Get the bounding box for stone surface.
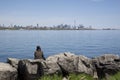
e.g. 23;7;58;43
46;52;94;75
18;59;44;80
94;54;119;64
77;55;93;75
18;58;61;80
93;54;120;79
0;62;17;80
46;52;79;74
7;58;20;69
42;60;61;75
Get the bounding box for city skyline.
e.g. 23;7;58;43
0;0;120;28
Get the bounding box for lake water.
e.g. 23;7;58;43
0;30;120;62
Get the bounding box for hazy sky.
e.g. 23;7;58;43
0;0;120;28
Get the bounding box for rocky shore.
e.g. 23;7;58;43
0;52;120;80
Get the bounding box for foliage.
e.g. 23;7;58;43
102;72;120;80
38;74;62;80
69;73;93;80
37;72;120;80
38;73;93;80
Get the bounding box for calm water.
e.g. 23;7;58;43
0;30;120;62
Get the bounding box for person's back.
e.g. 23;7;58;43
34;50;43;59
34;46;45;60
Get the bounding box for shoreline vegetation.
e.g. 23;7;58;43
39;72;120;80
0;24;119;30
39;73;94;80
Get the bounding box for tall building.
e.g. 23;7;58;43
37;24;39;27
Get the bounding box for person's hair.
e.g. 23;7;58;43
36;46;41;51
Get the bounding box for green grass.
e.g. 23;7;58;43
102;72;120;80
38;73;94;80
69;73;94;80
38;74;62;80
37;72;120;80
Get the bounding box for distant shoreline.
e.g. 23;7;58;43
0;28;119;30
0;24;119;30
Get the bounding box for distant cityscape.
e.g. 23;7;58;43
0;24;118;30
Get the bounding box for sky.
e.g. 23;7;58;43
0;0;120;28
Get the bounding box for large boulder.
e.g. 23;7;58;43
92;54;120;79
0;62;17;80
46;52;78;74
18;59;44;80
46;52;94;75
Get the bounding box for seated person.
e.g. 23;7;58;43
34;46;45;60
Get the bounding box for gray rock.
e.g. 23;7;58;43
46;52;78;73
46;52;93;75
77;55;93;75
18;59;44;80
94;54;119;64
43;60;61;75
93;54;120;79
18;58;61;80
62;77;68;80
7;58;20;69
0;62;17;80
